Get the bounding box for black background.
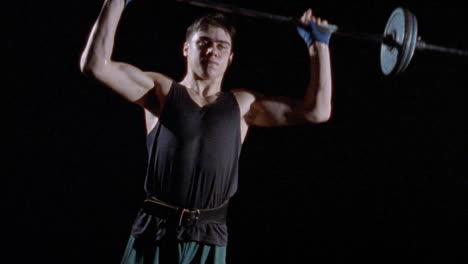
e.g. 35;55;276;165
9;0;467;263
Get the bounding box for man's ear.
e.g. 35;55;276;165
183;42;189;57
228;52;234;66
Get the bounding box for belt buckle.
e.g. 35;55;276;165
178;208;200;226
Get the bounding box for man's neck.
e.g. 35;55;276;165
180;74;223;97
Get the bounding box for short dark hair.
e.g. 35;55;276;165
186;13;236;46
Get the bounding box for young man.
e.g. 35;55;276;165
80;0;333;263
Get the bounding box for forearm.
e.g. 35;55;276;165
303;42;332;122
80;0;126;73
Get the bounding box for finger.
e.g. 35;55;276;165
299;12;306;25
300;15;308;26
301;9;312;26
307;9;313;21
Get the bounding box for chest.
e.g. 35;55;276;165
162;89;240;141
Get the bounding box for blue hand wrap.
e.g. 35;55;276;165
296;21;331;46
125;0;133;6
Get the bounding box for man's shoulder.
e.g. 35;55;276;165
231;88;267;102
145;72;174;94
231;88;261;98
230;88;263;114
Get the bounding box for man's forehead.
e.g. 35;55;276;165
192;27;231;43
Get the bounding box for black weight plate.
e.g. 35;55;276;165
380;7;418;75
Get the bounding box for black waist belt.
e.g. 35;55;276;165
142;197;229;227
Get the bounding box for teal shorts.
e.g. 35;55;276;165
120;235;227;264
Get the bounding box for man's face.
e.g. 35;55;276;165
184;26;234;80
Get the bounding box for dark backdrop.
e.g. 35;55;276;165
9;0;467;263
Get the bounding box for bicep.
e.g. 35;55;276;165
90;61;172;112
90;61;161;103
246;96;306;127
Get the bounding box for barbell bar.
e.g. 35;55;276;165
176;0;468;76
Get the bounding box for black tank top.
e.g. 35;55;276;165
131;82;241;246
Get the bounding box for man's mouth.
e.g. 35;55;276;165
202;58;219;66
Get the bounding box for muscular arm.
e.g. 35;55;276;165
235;9;333;127
236;41;332;127
79;0;172;113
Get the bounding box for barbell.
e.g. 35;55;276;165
176;0;468;76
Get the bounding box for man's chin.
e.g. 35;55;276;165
200;70;223;80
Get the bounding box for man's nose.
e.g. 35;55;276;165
206;45;219;56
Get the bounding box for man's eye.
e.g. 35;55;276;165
197;40;209;46
218;44;229;50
